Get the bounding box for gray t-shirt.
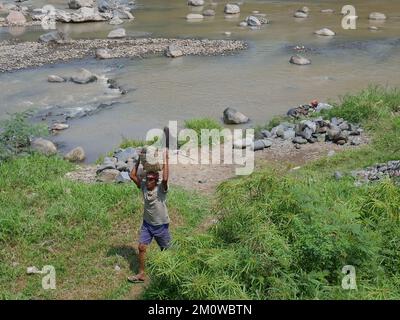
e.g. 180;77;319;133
141;180;169;226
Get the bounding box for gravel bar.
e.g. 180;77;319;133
0;38;247;72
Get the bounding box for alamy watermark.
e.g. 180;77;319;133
341;265;357;290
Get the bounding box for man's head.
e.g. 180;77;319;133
310;99;319;108
145;171;159;190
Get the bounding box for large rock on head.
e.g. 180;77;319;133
31;138;57;156
289;55;311;65
6;10;26;25
224;4;240;14
70;68;97;84
64;146;86;162
68;0;94;10
223;107;249;124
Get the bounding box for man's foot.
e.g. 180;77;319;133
127;273;145;283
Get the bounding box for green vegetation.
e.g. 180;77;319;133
0;111;47;162
144;86;400;299
182;118;223;146
1;86;400;299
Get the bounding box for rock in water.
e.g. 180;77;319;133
294;11;308;18
289;55;311;65
70;68;97;84
64;147;86;162
224;4;240;14
109;16;124;25
203;9;215;17
51;123;69;131
68;0;94;9
31;138;57;156
165;45;183;58
223;107;249;124
107;28;126;38
6;10;26;25
314;28;336;36
369;12;387;20
188;0;204;6
300;6;310;14
48;75;66;83
186;13;204;20
39;31;68;44
95;48;112;59
246;15;261;27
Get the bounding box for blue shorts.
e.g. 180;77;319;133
139;220;171;249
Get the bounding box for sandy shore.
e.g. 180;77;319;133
0;38;247;72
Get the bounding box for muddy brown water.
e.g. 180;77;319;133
0;0;399;162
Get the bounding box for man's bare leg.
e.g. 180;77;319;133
128;243;147;282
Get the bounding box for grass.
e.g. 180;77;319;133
182;118;223;147
0;154;211;299
143;86;400;299
1;86;400;299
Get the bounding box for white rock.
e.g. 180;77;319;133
246;15;261;27
48;75;66;83
6;10;26;25
64;147;86;162
51;123;69;131
96;48;112;59
31;138;57;156
107;28;126;38
294;11;308;18
289;55;311;65
188;0;204;6
165;45;183;58
186;13;204;20
369;12;386;20
224;4;240;14
314;28;336;36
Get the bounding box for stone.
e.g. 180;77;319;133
368;26;379;31
316;103;333;112
70;68;97;84
301;127;313;140
51;123;69;131
251;140;265;151
262;139;273;148
27;266;40;274
292;136;307;144
98;0;112;12
97;169;121;182
294;11;308;18
165;45;183;58
334;171;343;180
186;13;204;20
369;12;387;20
96;163;116;174
116;171;131;183
261;130;271;138
337;139;346;145
31;138;57;156
223;107;249;124
70;7;109;22
107;28;126;38
316;133;326;143
116;161;129;171
39;31;68;44
300;6;310;14
350;137;362;146
96;48;112;59
109;15;124;25
113;9;134;20
114;147;138;162
224;4;240;14
321;9;334;14
289;55;311;65
188;0;204;6
6;10;26;26
246;15;261;27
68;0;94;9
203;9;215;17
224;31;232;36
48;75;66;83
301;120;317;133
314;28;336;36
282;129;296;140
64;146;85;162
239;21;248;27
339;122;350;131
327;127;340;141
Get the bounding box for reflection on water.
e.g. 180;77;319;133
0;0;400;161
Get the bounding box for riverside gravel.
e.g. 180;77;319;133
0;38;247;72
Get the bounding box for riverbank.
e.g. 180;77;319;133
0;37;246;72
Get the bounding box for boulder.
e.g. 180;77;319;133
261;130;271;138
282;129;296;140
39;31;68;44
109;15;124;25
68;0;94;9
188;0;204;6
114;147;138;162
165;45;183;58
262;139;273;148
203;9;215;16
223;107;249;124
96;163;116;174
369;12;386;20
97;169;121;182
116;171;131;183
186;13;204;20
246;15;261;27
251;140;265;151
314;28;336;36
6;10;26;25
289;55;311;65
107;28;126;39
224;4;240;14
64;146;86;162
294;11;308;18
48;75;66;83
70;68;97;84
31;138;57;156
95;48;112;59
116;161;129;171
292;136;307;144
51;123;69;131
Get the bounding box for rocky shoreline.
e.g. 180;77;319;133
0;38;247;72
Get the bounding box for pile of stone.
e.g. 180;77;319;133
352;161;400;184
96;147;140;183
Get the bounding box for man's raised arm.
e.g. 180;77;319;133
162;148;169;191
130;158;141;189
